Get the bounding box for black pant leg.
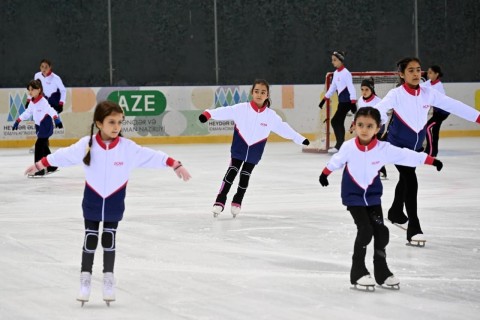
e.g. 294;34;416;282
368;206;393;284
232;162;256;206
348;206;373;284
425;111;449;157
81;220;100;273
102;221;119;273
215;158;243;205
331;102;351;149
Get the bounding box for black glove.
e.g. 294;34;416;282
199;114;208;123
25;101;30;109
319;173;329;187
432;159;443;171
350;102;357;113
318;99;325;109
302;139;310;146
54;118;63;129
12;121;19;130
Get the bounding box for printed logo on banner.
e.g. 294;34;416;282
8;93;28;121
107;90;167;116
215;86;251;109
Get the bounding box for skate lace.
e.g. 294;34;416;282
80;275;91;287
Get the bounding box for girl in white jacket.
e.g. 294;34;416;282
319;107;442;289
25;101;191;306
199;79;309;218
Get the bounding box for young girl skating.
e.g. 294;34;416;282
319;107;443;289
24;101;191;306
199;79;309;218
375;57;480;244
13;79;63;176
318;51;357;153
420;65;448;157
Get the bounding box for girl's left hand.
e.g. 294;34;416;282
25;161;45;175
173;161;191;181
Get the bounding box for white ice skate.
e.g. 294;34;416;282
382;275;400;290
328;147;339;154
407;234;426;247
103;272;116;306
212;205;224;218
231;204;241;218
353;275;375;291
76;272;91;307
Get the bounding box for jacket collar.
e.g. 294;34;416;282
337;65;345;72
32;94;44;104
355;136;378;151
363;94;376;103
250;101;267;113
95;134;120;150
431;79;441;85
402;83;421;96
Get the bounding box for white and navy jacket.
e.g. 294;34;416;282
40;134;175;222
421;79;449;115
324;66;357;103
322;137;435;207
31;71;67;107
375;83;480;151
16;94;59;138
202;101;306;164
357;94;382;109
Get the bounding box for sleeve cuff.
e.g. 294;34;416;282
203;111;212;120
351;100;357;104
40;157;51;167
476;115;480;124
322;167;332;175
16;118;21;123
424;156;434;165
166;157;175;167
59;102;64;106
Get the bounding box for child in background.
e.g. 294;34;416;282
13;79;63;176
375;57;480;244
27;59;67;114
199;79;309;218
318;51;357;153
319;107;443;289
24;101;191;306
421;65;448;157
356;77;387;178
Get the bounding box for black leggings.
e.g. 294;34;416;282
81;220;119;273
34;138;57;172
388;165;421;240
215;158;255;207
331;102;356;149
425;110;449;157
348;205;392;285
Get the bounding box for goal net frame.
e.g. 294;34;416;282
303;71;399;153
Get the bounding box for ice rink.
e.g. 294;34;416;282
1;137;480;320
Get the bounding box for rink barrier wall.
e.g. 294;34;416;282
1;83;479;148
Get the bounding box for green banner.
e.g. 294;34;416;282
107;90;167;116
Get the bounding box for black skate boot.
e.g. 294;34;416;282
387;209;408;230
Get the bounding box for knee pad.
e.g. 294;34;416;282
83;229;99;253
355;224;373;247
102;228;117;252
238;170;252;190
224;166;239;184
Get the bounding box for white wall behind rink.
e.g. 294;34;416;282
0;83;479;147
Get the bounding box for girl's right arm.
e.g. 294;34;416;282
200;104;241;122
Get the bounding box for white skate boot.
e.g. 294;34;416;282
408;234;426;247
383;275;400;290
212;205;224;218
103;272;116;306
353;275;375;291
231;204;241;218
77;272;91;307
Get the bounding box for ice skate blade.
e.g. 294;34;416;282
387;219;408;231
380;284;400;290
406;240;426;247
104;298;115;307
351;284;375;292
77;298;88;307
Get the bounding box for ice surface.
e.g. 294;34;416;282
1;137;479;319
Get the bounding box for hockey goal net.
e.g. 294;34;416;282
303;71;399;153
